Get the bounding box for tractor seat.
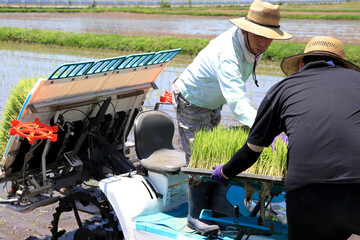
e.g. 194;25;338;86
134;110;186;173
140;149;186;173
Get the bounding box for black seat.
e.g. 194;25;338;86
134;110;186;173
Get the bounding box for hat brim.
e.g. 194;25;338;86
281;52;360;76
230;17;292;40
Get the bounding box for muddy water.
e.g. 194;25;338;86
1;12;360;45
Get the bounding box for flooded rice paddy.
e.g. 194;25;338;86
1;12;360;44
0;41;283;126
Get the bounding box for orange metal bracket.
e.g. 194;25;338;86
160;90;173;104
9;118;58;145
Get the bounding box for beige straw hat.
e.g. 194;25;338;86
230;0;292;40
281;36;360;76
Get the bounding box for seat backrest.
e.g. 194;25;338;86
134;110;175;159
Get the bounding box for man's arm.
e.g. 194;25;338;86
247;143;264;152
217;54;257;127
211;142;263;184
212;88;282;183
221;142;263;179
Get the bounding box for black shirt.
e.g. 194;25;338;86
247;61;360;192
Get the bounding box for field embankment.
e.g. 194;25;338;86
1;1;360;19
1;27;359;65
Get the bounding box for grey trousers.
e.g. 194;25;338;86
173;90;221;165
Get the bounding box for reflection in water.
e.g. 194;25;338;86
0;43;282;127
1;12;359;44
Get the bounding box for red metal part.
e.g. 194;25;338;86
9;118;58;145
160;90;173;104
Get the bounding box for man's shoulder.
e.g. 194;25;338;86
219;26;238;36
203;27;240;59
210;26;238;44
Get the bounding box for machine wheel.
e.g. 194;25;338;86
51;191;122;240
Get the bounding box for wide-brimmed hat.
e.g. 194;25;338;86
281;36;360;76
230;0;292;40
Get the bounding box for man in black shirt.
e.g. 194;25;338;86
211;36;360;240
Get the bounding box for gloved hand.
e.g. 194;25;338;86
211;165;229;186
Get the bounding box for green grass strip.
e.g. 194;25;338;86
0;27;208;56
0;77;37;157
189;126;287;177
1;27;359;65
0;7;360;19
280;13;360;20
278;8;360;12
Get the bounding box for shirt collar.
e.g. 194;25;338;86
301;60;337;73
236;28;263;65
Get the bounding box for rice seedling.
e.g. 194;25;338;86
189;125;287;177
0;77;37;157
31;208;45;228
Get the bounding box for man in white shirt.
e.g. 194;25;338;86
173;0;292;235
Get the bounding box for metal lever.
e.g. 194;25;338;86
234;205;240;219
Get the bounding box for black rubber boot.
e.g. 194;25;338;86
187;180;220;236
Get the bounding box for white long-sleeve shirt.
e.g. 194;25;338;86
173;26;260;127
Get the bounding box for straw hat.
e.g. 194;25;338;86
281;36;360;76
230;0;292;40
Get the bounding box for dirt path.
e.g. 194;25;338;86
0;204;56;240
0;189;106;240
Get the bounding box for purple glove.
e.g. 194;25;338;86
211;165;229;186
